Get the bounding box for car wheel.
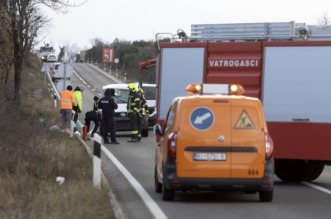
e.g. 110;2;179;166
154;168;162;193
259;190;273;202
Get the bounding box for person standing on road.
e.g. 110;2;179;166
98;88;119;144
73;85;84;132
136;88;149;142
84;96;100;138
127;83;141;143
60;85;75;133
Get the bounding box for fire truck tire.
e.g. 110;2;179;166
305;162;325;182
154;168;162;193
275;159;316;182
259;190;273;202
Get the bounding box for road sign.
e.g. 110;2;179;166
57;63;73;78
57;79;72;93
190;107;214;130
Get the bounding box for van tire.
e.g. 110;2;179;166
154;168;162;193
162;177;175;201
141;128;149;137
259;190;273;202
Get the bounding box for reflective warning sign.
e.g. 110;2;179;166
234;109;256;129
190;107;214;130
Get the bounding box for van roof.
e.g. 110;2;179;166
173;93;259;103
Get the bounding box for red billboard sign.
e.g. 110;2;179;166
102;48;114;63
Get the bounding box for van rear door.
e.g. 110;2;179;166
176;97;232;178
231;99;265;179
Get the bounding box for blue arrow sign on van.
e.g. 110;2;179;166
190;107;214;130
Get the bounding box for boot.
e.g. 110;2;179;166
127;138;138;143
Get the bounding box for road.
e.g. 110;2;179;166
55;63;331;219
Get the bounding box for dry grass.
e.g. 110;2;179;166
0;56;114;219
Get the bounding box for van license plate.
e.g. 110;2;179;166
193;152;226;161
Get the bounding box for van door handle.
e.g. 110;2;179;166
292;118;310;122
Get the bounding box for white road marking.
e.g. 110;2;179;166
302;182;331;194
101;146;168;219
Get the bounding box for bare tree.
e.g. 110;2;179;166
0;0;86;103
317;12;331;26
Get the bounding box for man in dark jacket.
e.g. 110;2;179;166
98;88;119;144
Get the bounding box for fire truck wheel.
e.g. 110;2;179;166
275;159;316;182
305;162;325;182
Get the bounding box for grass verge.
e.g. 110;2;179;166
0;55;114;219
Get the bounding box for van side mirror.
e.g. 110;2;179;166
153;124;163;136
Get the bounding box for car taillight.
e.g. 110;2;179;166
168;131;177;159
51;70;55;75
264;133;273;160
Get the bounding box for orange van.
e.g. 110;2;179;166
154;84;274;202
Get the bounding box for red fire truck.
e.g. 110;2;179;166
153;22;331;182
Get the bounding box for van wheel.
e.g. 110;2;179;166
141;128;149;137
259;190;273;202
154;168;162;193
162;178;175;201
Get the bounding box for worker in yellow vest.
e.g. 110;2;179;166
73;85;85;131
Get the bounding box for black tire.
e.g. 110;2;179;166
259;190;273;202
154;168;162;193
305;162;325;182
162;177;175;201
275;159;316;182
141;128;149;137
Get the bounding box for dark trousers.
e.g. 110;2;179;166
137;114;143;139
101;116;117;142
129;113;138;140
85;112;100;134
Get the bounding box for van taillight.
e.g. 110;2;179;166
264;133;273;160
168;132;177;159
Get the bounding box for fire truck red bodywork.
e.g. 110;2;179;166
156;41;331;162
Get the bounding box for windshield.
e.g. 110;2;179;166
103;88;129;104
143;86;156;100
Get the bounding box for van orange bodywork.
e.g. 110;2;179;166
154;93;274;201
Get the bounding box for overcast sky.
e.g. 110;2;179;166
39;0;331;53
